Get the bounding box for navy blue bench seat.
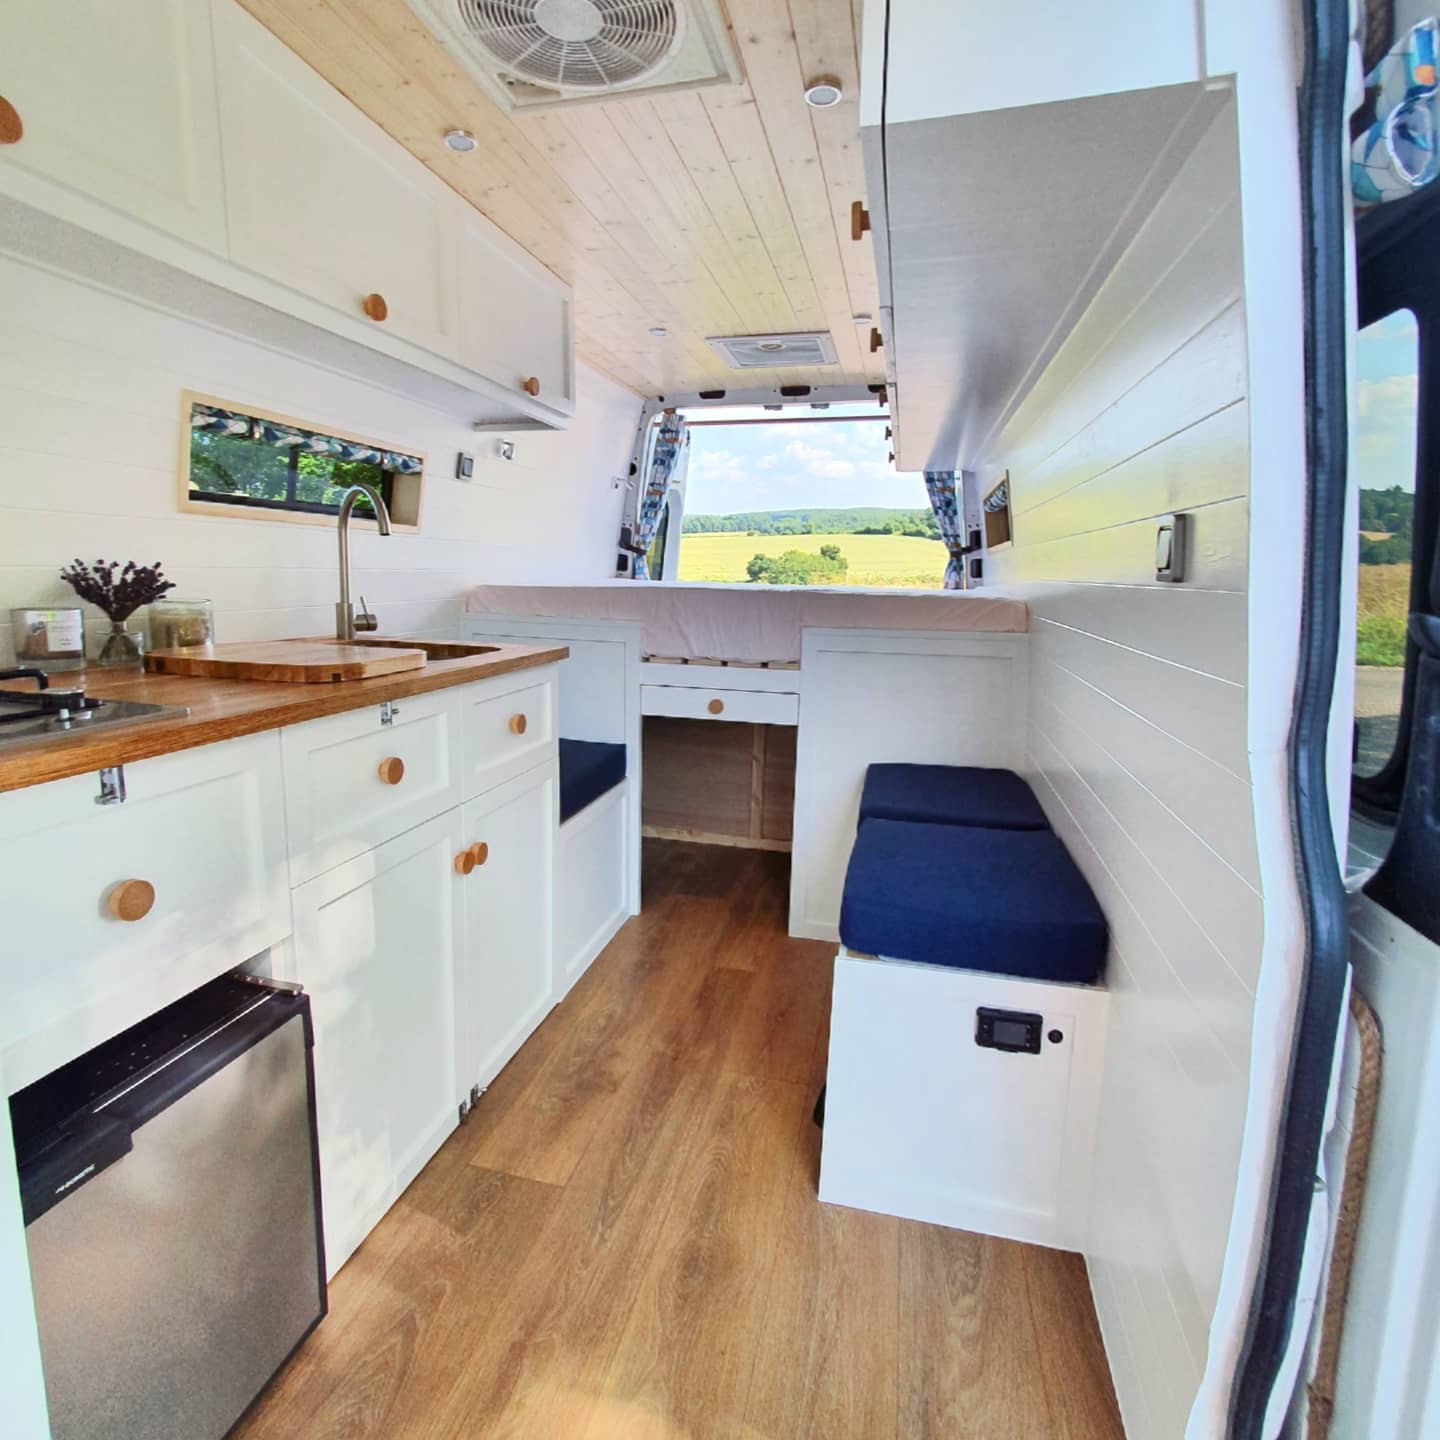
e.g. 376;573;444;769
859;763;1049;831
558;739;627;823
839;819;1107;984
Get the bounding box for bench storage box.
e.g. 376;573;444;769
555;739;629;995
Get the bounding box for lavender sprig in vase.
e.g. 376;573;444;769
59;559;176;668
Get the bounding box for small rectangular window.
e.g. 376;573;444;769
181;393;424;528
983;474;1012;549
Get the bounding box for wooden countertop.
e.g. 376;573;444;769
0;640;568;793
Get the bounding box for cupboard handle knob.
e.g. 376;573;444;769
707;698;725;715
850;200;870;240
508;713;528;735
469;841;489;867
521;376;541;397
454;849;476;876
869;327;883;353
377;756;405;785
0;97;22;145
362;292;388;322
108;879;155;923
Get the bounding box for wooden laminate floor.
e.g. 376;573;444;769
236;840;1124;1440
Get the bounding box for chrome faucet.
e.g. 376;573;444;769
335;483;392;641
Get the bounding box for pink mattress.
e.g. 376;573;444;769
463;582;1028;665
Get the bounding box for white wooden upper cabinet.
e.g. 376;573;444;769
0;0;227;252
291;807;463;1275
0;733;290;1093
211;0;460;361
456;204;576;416
861;0;1202;125
456;764;556;1094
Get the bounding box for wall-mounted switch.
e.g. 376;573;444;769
1155;513;1189;582
455;452;474;480
496;439;516;462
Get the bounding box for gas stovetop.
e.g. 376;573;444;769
0;669;189;748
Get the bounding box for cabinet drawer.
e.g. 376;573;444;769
282;691;461;885
0;733;290;1091
640;685;799;727
459;671;557;799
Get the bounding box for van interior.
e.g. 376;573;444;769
0;0;1437;1437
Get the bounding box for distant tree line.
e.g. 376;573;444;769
747;544;848;585
684;507;940;539
1359;486;1414;564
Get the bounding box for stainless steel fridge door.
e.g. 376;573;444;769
25;1014;323;1440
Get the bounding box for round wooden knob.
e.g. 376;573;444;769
108;879;155;923
521;376;541;397
707;698;725;715
469;841;489;867
0;97;22;145
362;292;388;322
850;200;870;241
869;327;883;353
377;756;405;785
454;849;476;876
508;713;528;735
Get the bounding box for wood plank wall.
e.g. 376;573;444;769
642;717;796;849
985;100;1258;1440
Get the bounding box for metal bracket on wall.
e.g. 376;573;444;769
380;701;400;727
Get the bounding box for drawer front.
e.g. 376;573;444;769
0;733;290;1091
459;671;557;799
283;691;461;885
640;684;799;727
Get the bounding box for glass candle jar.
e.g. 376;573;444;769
148;598;215;650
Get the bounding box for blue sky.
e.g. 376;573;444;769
1356;308;1420;491
680;405;929;514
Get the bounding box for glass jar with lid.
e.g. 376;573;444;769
148;598;215;650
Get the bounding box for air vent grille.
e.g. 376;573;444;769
706;332;840;370
457;0;683;90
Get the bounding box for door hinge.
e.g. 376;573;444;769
95;766;127;806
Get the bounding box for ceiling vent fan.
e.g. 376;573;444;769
406;0;743;113
706;332;840;369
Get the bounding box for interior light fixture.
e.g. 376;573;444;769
803;76;844;108
443;128;477;152
649;326;668;337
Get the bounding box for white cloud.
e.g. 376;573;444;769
1356;373;1418;491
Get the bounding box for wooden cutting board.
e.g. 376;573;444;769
145;640;428;683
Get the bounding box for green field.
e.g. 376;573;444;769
677;531;947;588
1357;562;1410;667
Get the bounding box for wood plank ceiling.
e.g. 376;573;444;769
236;0;883;399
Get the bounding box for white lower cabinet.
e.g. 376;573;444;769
456;763;557;1095
291;807;464;1276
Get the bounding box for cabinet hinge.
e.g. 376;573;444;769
95;766;127;806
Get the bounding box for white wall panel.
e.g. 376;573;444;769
987;97;1259;1439
0;255;640;663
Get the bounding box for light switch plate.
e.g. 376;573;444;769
496;439;516;462
1155;513;1188;582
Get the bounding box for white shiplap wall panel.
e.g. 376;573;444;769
987;98;1257;1440
0;254;642;663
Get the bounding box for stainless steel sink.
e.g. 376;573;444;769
347;637;501;661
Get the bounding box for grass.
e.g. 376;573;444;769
1356;562;1410;667
677;531;947;588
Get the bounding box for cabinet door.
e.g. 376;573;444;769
457;764;556;1094
212;0;459;360
292;809;463;1275
457;207;575;414
0;0;226;252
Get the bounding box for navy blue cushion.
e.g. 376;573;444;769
859;764;1049;831
839;820;1107;983
558;739;626;823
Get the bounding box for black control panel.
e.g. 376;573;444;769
975;1007;1045;1055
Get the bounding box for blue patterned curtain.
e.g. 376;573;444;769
924;469;967;589
629;413;687;580
1353;18;1439;206
189;402;423;474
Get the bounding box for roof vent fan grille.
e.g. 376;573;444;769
456;0;682;90
706;332;841;370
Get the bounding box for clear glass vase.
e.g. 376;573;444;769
97;619;145;669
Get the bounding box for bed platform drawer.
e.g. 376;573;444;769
640;684;798;726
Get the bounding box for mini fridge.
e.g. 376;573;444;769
10;973;327;1440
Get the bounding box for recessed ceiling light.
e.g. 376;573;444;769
649;326;668;337
803;76;844;109
443;128;477;153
